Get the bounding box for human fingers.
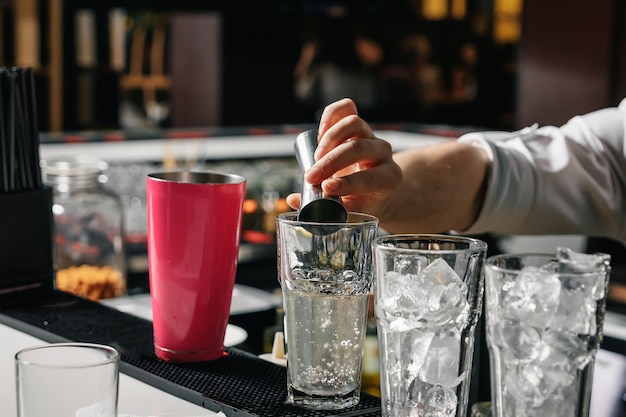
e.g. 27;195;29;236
306;136;391;185
321;158;401;200
315;114;375;162
317;98;359;138
285;193;301;210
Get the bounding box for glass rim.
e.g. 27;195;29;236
15;342;120;369
374;233;488;253
277;211;379;226
485;252;611;276
147;171;246;185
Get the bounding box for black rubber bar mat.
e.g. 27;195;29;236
0;293;382;417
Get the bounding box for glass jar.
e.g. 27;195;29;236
42;155;126;301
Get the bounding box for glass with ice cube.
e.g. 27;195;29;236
374;234;487;417
484;249;611;417
276;212;378;410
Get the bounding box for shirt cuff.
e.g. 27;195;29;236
456;127;538;235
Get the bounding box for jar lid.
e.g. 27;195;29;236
41;155;109;185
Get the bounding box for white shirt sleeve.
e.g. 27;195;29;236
457;98;626;243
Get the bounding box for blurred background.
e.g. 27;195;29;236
2;0;626;321
1;0;623;133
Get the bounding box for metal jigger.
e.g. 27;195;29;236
295;129;348;223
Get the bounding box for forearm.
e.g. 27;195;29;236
379;141;490;234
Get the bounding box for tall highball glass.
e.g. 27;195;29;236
374;234;487;417
484;250;610;417
276;212;378;410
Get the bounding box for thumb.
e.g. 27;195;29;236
286;193;302;210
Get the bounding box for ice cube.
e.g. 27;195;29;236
377;272;429;332
403;330;435;380
492;319;542;361
383;272;425;313
418;259;470;330
553;287;597;336
424;385;458;417
556;247;610;273
377;278;428;331
544;330;595;369
394;254;428;276
419;330;464;387
503;342;577;411
502;267;561;324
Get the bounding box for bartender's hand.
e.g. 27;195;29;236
287;98;490;233
286;98;402;224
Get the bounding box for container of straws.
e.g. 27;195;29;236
0;67;55;296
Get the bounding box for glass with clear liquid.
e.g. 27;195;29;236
276;212;378;410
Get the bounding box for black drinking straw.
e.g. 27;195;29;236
15;82;33;190
6;69;16;192
26;67;42;187
17;69;33;187
0;66;42;193
0;68;7;193
19;69;34;187
18;68;36;189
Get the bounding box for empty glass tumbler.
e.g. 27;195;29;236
15;342;120;417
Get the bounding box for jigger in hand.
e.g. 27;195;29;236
294;129;348;223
